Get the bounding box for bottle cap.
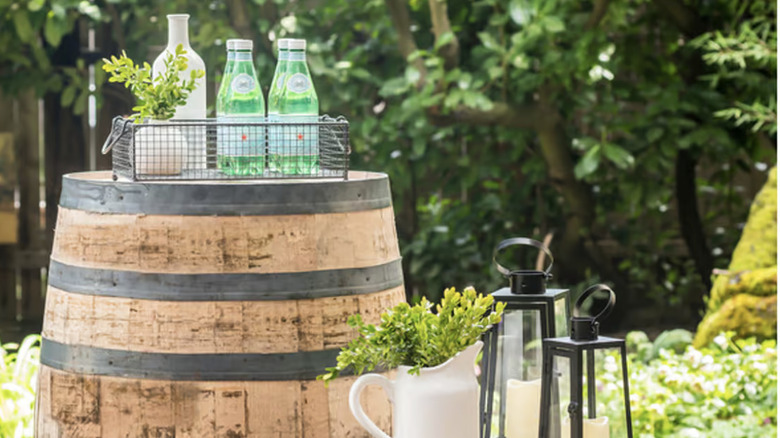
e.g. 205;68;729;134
233;39;253;51
226;39;241;51
277;39;291;50
288;39;306;50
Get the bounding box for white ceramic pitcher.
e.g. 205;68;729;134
349;341;483;438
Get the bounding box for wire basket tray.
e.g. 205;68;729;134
102;115;351;181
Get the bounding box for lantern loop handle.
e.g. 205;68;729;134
493;237;553;278
573;284;615;323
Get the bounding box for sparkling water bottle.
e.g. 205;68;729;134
216;39;266;176
216;39;238;115
275;39;319;175
267;38;290;167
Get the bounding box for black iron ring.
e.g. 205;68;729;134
493;237;554;277
573;283;616;322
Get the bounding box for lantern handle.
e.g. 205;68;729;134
493;237;553;277
573;284;615;322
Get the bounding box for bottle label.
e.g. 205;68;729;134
286;73;311;93
232;73;256;94
288;52;305;62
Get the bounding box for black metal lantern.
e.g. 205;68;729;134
480;238;570;438
539;284;633;438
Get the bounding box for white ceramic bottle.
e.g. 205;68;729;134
153;14;207;170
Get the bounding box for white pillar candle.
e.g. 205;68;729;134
562;416;610;438
504;378;542;438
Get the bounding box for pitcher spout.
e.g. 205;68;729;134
448;340;484;376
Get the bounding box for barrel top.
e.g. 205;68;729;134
60;171;393;215
64;171;387;185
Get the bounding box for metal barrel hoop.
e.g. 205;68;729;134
573;283;616;322
492;237;554;278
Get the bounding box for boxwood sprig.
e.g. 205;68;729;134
318;287;505;382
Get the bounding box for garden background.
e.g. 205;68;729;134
0;0;776;437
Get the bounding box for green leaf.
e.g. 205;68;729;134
602;143;635;169
541;16;565;33
44;13;70;47
434;32;455;50
575;146;601;179
477;32;502;52
379;77;409;97
60;86;76;107
405;65;421;84
509;0;533;25
28;0;45;12
13;11;35;43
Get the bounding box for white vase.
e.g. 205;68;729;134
134;119;185;176
152;14;207;170
350;341;483;438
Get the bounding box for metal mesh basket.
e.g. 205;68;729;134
102;115;350;181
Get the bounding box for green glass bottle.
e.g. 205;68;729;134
216;39;266;176
267;38;290;167
216;39;236;155
274;39;319;175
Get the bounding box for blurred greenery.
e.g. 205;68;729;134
0;0;775;328
0;335;40;438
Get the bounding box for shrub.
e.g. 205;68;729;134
598;331;776;437
0;335;40;438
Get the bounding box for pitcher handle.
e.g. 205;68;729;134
349;373;394;438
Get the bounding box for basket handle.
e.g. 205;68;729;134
101;116;133;154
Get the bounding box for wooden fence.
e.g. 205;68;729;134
0;58;119;339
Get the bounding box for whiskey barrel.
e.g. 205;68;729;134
35;171;404;438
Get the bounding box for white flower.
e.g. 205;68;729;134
752;361;768;373
714;334;728;349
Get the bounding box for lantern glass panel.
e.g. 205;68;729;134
540;354;571;438
574;348;630;438
553;297;568;338
488;308;544;438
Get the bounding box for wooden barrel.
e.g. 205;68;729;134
35;171;404;438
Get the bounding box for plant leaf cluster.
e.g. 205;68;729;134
101;44;204;123
318;287;504;382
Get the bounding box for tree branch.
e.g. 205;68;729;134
428;0;460;69
585;0;611;30
651;0;706;38
385;0;427;87
426;102;540;130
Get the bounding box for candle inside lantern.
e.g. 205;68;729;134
562;416;610;438
504;378;542;438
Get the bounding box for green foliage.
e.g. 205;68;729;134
318;287;505;382
597;331;776;437
692;0;777;134
0;0;775;323
0;335;41;438
102;45;204;122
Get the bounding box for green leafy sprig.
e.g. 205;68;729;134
101;44;204;123
318;287;505;382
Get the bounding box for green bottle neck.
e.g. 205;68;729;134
288;50;306;62
235;51;253;62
